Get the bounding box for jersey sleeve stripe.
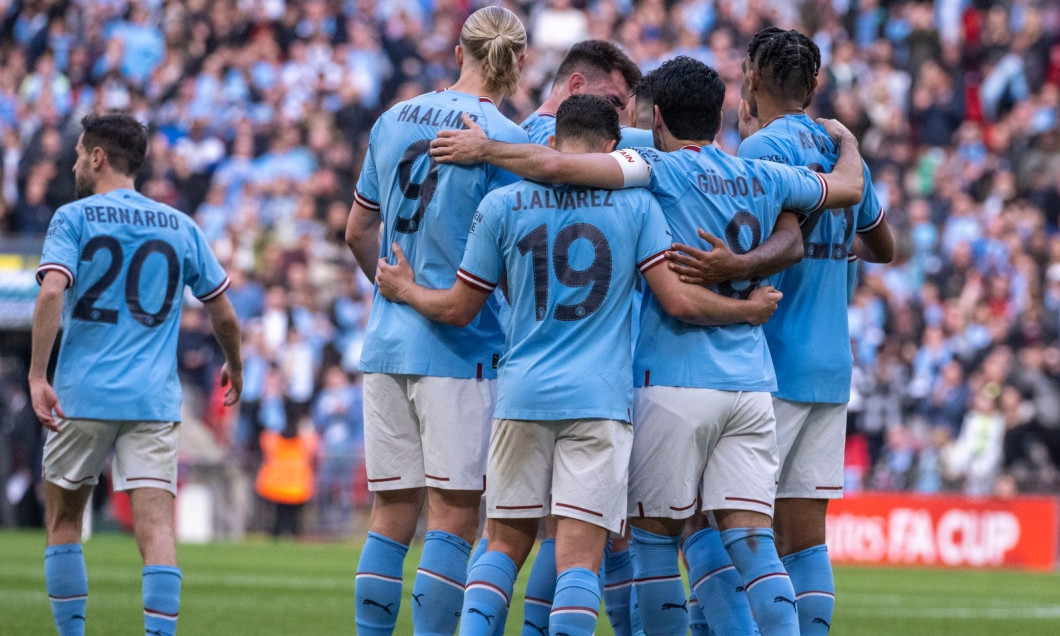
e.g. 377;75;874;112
637;250;668;273
847;254;859;262
808;171;828;212
354;190;380;211
857;208;885;233
36;263;74;287
198;276;231;302
456;269;497;292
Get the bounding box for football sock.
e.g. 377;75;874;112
355;532;408;635
521;538;555;636
629;577;644;635
461;551;517;636
469;538;489;572
550;567;601;636
45;544;88;636
782;544;835;635
142;565;182;636
630;527;688;636
721;527;798;636
688;593;712;636
685;528;756;635
602;547;634;636
413;530;471;635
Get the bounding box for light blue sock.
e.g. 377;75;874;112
685;528;756;635
521;538;555;636
45;543;88;636
355;532;409;635
461;551;517;636
782;544;835;635
629;580;643;635
630;527;688;636
550;567;601;636
143;565;181;636
413;530;471;635
469;538;489;573
602;548;634;636
688;593;712;636
721;528;798;636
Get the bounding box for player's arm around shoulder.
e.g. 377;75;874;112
376;244;490;327
430;113;641;189
814;118;864;208
203;293;243;406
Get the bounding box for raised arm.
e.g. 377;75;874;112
642;263;782;326
203;293;244;406
665;211;803;285
816;118;864;209
346;200;382;282
376;244;491;327
430;113;636;189
28;272;68;431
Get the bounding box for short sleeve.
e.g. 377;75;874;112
635;195;672;273
738;133;791;164
354;121;382;211
635;148;688;202
856;163;886;233
763;163;827;214
184;221;230;301
36;205;82;287
456;199;504;293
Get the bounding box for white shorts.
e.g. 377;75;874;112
628;387;778;519
43;419;180;495
362;373;495;492
773;398;846;499
487;418;632;534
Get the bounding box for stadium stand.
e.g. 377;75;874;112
1;0;1059;534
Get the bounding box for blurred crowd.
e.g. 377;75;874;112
1;0;1059;532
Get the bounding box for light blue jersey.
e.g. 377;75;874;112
617;126;654;149
36;188;229;421
521;111;655;150
520;111;557;145
458;181;671;421
739;114;885;403
355;90;528;378
629;144;827;391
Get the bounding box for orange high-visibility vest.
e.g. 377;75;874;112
256;429;318;504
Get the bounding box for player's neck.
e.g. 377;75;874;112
657;128;713;153
536;90;567;116
92;174;136;196
450;69;505;106
754;96;805;130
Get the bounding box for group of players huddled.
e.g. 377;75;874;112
346;6;895;636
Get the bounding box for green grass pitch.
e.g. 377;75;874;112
3;529;1059;634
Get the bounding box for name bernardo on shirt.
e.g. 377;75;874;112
511;188;614;211
83;204;182;229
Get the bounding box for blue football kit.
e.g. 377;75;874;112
626;144;827;391
458;180;671;421
37;188;229;421
739;114;884;403
355;89;529;378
